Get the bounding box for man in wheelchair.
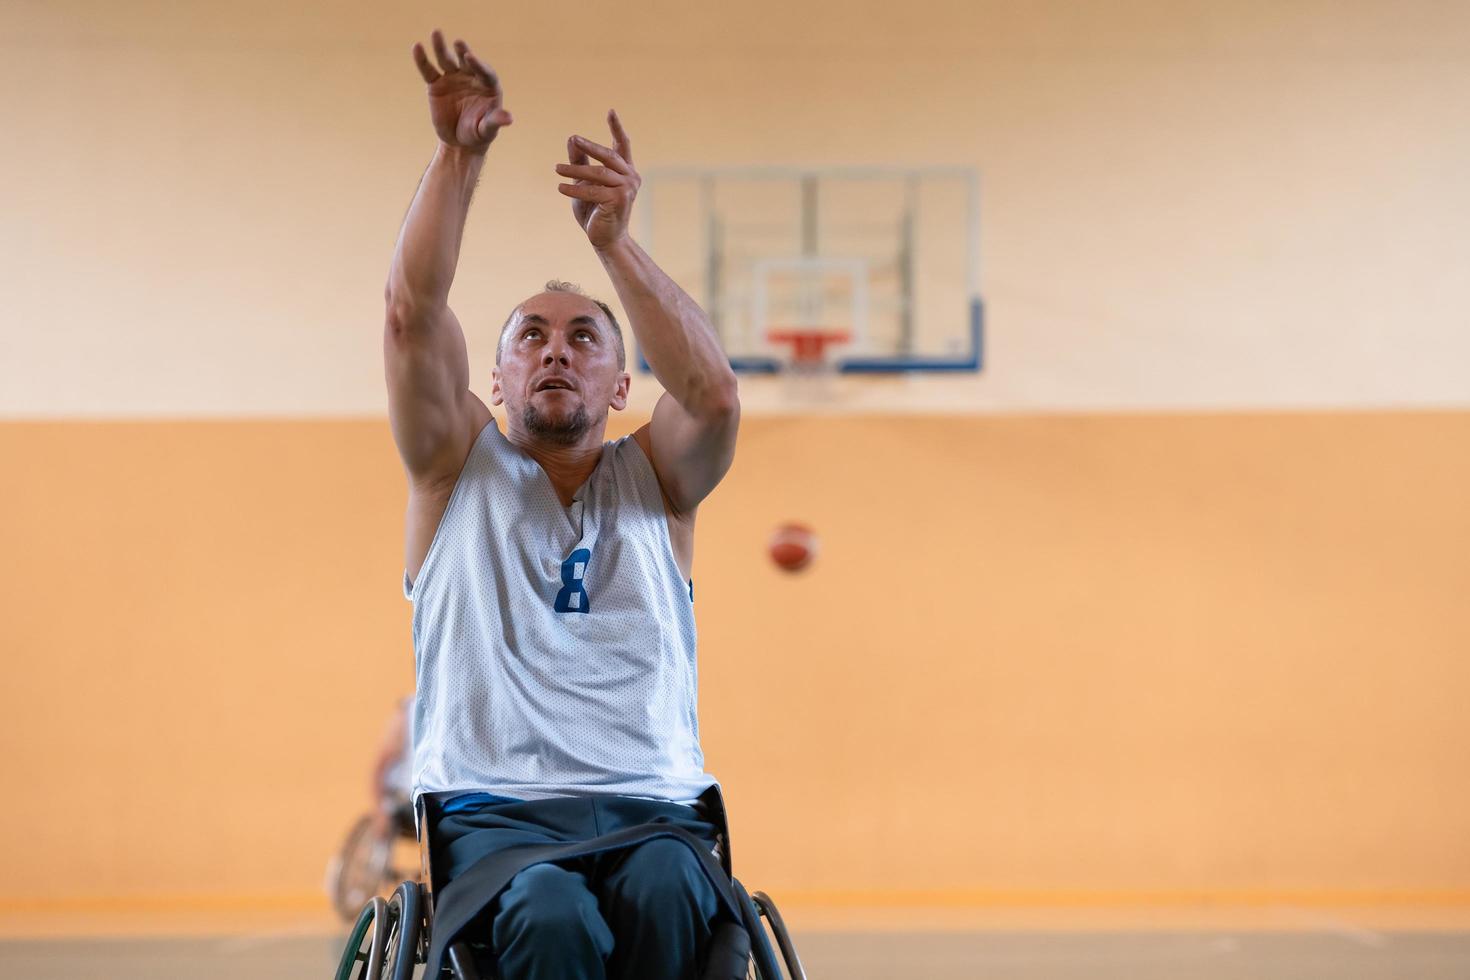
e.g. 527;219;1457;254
381;27;762;980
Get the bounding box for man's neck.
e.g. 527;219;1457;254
503;420;608;506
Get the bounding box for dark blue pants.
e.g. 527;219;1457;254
434;793;726;980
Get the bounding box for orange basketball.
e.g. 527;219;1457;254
768;522;817;572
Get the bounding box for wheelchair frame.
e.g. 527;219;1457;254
332;787;807;980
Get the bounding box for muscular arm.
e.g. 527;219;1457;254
596;236;740;514
384;31;506;485
557;114;740;516
383;142;488;482
386;143;483;314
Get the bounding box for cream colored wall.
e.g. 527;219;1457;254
2;411;1468;905
3;0;1469;416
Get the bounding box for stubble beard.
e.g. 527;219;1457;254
522;401;592;445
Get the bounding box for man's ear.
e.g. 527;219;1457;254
609;371;631;412
490;366;504;407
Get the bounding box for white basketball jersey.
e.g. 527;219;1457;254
402;416;715;805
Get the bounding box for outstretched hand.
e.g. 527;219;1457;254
555;110;641;250
411;29;512;152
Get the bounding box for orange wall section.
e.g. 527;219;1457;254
2;412;1468;906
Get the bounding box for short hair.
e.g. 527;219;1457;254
497;280;627;370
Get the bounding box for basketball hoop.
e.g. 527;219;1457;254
765;327;851;373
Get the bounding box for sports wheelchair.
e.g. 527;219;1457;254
332;786;806;979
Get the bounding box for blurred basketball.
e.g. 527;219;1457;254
768;522;817;572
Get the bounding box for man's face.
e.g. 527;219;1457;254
491;291;630;445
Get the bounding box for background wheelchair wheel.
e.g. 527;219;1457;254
330;814;396;922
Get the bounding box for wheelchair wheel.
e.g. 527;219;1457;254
334;895;389;980
732;880;786;980
378;881;422;980
752;891;806;980
329;813;396;922
333;883;421;980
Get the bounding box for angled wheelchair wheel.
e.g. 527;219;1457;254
752;891;806;980
379;881;422;980
733;879;798;980
333;883;421;980
334;896;389;980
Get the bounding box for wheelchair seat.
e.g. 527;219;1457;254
416;784;733;905
333;786;805;980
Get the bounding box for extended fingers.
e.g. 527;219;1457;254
569;135;630;175
452;39;498;89
462;49;500;91
607;109;632;165
418;30;503;93
568;136;589;168
558;183;616;202
411;42;440;83
430;29;460;74
554;163;625;186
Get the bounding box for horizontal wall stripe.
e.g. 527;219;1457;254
2;411;1468;903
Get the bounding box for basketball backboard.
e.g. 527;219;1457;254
636;167;983;374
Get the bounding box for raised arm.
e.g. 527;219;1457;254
384;30;507;486
555;112;740;516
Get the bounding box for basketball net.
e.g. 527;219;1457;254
766;327;849;403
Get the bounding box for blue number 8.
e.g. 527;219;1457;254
554;548;592;613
